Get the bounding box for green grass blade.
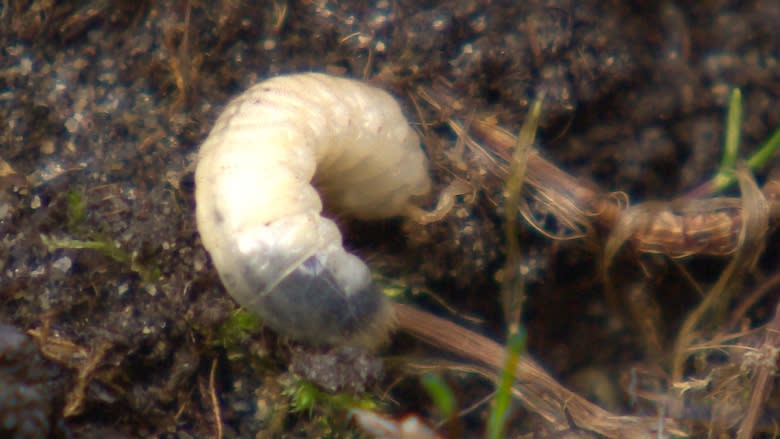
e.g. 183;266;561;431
711;88;742;192
501;96;543;333
721;88;742;174
687;89;780;196
747;125;780;170
486;328;526;439
421;373;456;419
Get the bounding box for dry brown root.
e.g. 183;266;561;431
392;302;686;438
418;82;780;260
409;80;780;438
404;179;473;225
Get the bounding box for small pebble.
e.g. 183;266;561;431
51;257;72;273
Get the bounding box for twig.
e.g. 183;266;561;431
392;302;685;438
209;357;222;439
417;83;780;260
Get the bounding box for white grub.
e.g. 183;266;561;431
195;73;431;348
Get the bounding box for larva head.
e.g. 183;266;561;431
204;212;396;349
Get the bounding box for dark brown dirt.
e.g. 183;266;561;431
1;1;779;437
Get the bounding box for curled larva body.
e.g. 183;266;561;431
195;73;431;348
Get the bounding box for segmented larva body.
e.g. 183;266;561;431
195;73;431;348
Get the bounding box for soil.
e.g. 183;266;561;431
1;0;779;437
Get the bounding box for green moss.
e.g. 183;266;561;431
41;189;162;281
65;189;87;229
40;234;161;281
282;377;380;416
212;309;264;351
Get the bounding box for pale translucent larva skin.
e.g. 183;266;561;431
195;73;431;348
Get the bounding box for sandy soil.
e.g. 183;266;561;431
1;1;779;437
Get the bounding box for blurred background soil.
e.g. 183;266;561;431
1;0;779;437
